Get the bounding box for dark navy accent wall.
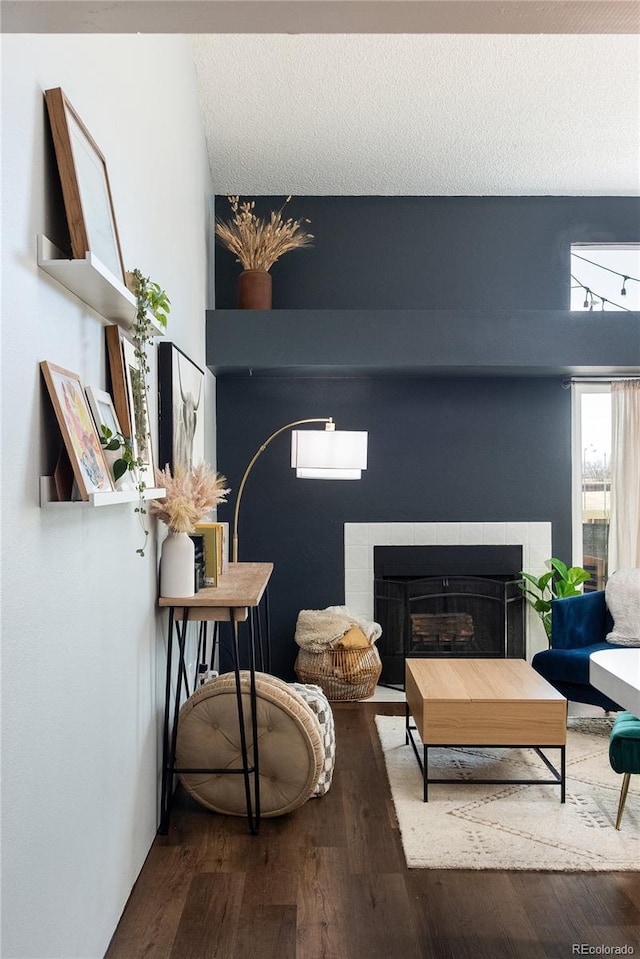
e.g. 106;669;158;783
216;375;571;680
213;195;638;680
214;195;640;310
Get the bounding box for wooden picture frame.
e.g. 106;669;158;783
158;342;205;473
40;361;114;500
44;86;125;283
105;325;133;439
121;335;155;476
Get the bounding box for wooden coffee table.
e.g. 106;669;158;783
405;658;568;802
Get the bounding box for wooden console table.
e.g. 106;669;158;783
158;562;273;835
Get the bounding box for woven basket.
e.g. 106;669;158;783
294;645;382;701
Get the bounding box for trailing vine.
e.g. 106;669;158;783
128;268;171;556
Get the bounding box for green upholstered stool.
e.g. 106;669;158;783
609;711;640;830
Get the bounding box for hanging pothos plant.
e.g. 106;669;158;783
124;267;171;556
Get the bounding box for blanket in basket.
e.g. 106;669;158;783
295;605;381;653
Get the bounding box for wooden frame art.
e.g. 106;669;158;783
44;86;125;283
40;361;114;500
158;342;205;473
105;326;155;475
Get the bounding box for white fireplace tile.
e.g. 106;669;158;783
345;545;371;570
344;523;368;547
436;523;461;545
391;523;414;545
345;568;374;593
528;522;553;548
366;523;394;545
413;524;438;545
506;522;530;544
526;546;551;574
345;592;374;620
459;523;483;544
482;522;506;544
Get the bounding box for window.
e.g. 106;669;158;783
571;244;640;312
572;383;611;589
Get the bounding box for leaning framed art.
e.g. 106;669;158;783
40;361;114;500
121;335;155;475
158;342;205;473
44;86;125;283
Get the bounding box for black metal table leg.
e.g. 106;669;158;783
229;612;258;834
159;607;175;834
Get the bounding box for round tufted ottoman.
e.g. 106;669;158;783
176;671;325;817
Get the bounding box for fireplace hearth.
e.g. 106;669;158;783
374;545;525;687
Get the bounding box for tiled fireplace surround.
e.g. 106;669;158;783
344;521;552;660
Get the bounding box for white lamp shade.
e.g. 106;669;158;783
291;429;368;479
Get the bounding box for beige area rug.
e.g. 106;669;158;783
375;715;640;870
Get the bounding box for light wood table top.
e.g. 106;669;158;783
159;562;273;621
406;658;567;746
407;658;566;704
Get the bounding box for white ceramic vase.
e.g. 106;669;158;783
160;530;195;598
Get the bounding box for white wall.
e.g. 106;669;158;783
1;35;213;958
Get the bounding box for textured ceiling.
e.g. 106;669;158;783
192;33;640;195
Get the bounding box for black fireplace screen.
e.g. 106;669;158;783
373;547;525;686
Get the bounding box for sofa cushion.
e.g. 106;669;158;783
532;641;614;686
551;590;611;650
606;568;640;647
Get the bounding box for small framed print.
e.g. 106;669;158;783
40;361;114;500
85;385;122;442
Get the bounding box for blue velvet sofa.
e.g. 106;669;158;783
532;590;623;712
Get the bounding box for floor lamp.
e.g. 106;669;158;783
232;417;368;562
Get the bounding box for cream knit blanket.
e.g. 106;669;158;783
295;605;382;653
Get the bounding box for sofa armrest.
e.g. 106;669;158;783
550;590;612;650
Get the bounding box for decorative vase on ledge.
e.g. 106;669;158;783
238;269;272;310
160;530;195;598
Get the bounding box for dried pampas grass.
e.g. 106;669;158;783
215;196;313;272
150;463;230;533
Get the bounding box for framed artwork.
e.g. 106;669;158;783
40;361;114;500
85;386;121;442
121;336;155;475
105;325;132;439
44;86;125;283
105;326;155;476
158;342;205;473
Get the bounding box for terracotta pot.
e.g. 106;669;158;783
238;270;272;310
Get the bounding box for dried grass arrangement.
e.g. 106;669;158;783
214;196;313;273
150;463;230;533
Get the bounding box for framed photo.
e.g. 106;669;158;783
158;342;205;473
121;336;155;475
85;385;121;442
40;361;114;500
44;86;125;283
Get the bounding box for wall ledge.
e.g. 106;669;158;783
206;309;640;377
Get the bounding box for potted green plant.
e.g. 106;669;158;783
519;557;591;642
214;195;313;309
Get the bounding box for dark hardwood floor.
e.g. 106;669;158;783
105;702;640;959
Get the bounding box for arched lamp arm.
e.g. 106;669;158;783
232;417;332;563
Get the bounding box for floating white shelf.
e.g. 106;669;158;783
39;477;165;507
37;235;165;336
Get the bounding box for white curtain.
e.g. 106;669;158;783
608;380;640;572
